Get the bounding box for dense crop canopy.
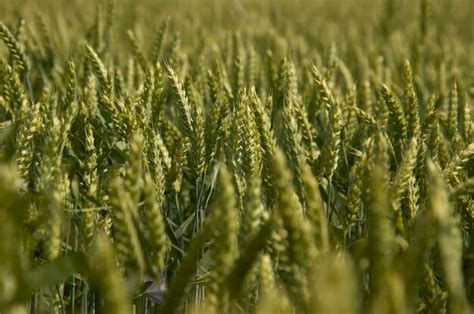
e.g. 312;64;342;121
0;0;473;313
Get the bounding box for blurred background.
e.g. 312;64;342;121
1;0;472;58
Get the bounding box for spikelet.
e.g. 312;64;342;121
223;122;245;212
167;65;194;136
82;74;99;117
81;121;97;248
443;143;474;186
151;19;170;65
231;34;245;99
156;131;172;171
419;95;437;183
126;30;147;70
5;65;28;117
142;172;167;277
301;162;329;252
63;61;77;113
310;254;359;314
336;57;355;91
88;234;131;314
360;80;373;112
437;129;450;167
84;44;110;93
125;57;136;90
151;62;165;125
250;90;277;208
282;103;306;208
258;254;275;298
403;60;420;138
346;151;365;228
247;45;257;88
428;117;441;162
320;98;343;181
365;134;399;313
311;64;336;109
14;17;25;40
242;99;262;181
136;68;153;129
161;222;212;314
0;164;28;309
391;137;418;234
124;133;144;203
145;128;169;184
34;15;54;64
312;64;341;180
447;81;458;139
241;174;264;244
167;137;189;193
273;148;315;264
426;161;470;314
380;84;407;160
406;175;420;219
89;2;105;52
351;105;377;127
283;59;298;105
226;212;274;301
187;79;207;179
36;105;62;193
206;166;238;312
205;89;227;166
0;60;10;101
102;99;134;140
419;0;430;40
103;0;114;44
45;191;62;261
272;148;315;311
342;89;359;142
404;192;436;311
0;22;28;74
267;214;288;270
293;100;319;163
109;178;145;274
167;32;180;76
15;101;41;184
449;178;474;201
369;77;384;118
207;68;221;106
421;94;437;137
386;271;409;314
256;287;292;314
458;92;472;142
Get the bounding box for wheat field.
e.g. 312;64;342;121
0;0;473;313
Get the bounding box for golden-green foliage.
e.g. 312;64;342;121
0;0;473;313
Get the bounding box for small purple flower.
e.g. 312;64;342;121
144;275;167;304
